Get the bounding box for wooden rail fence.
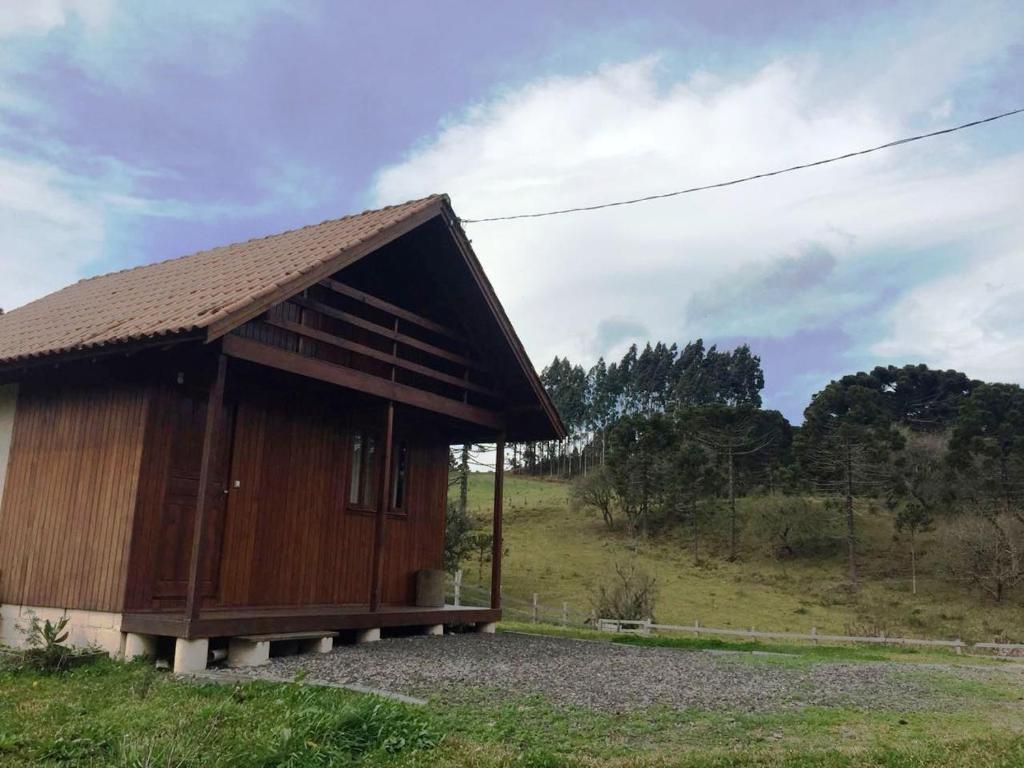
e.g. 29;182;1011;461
597;618;1024;656
448;572;1023;656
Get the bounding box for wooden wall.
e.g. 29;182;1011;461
214;391;447;608
0;384;17;509
0;379;148;612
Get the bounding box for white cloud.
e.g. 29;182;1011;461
0;0;114;38
372;56;1024;379
873;248;1024;383
0;156;105;311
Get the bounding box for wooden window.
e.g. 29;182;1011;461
347;429;379;510
390;441;409;511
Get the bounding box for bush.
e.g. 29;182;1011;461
591;562;658;621
444;500;475;573
571;465;616;528
1;612;104;674
748;495;839;559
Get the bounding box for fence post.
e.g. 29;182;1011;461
562;601;568;627
955;638;962;656
811;626;818;645
453;570;462;607
532;593;539;623
749;627;755;642
694;619;700;638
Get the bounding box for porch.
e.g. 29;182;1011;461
121;603;499;639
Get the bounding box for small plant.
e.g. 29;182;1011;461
21;612;73;672
6;611;96;673
591;562;658;621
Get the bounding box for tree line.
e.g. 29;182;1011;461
523;341;1024;602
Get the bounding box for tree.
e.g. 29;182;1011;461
571;465;616;528
443;501;475;574
888;431;947;595
889;431;951;514
945;513;1024;603
798;373;904;586
606;413;677;536
950;383;1024;521
684;405;776;560
873;364;976;431
894;505;933;596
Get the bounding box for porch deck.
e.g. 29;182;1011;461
121;603;500;640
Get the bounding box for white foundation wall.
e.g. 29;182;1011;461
0;604;125;657
0;383;16;506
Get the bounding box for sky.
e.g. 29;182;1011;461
1;0;1022;423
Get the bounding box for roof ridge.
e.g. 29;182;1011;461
73;193;446;286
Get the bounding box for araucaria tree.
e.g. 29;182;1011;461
798;372;903;586
685;405;776;560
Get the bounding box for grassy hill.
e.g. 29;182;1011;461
456;472;1023;642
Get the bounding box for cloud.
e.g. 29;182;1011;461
372;51;1024;400
686;245;851;337
873;248;1024;384
0;156;105;311
0;0;113;39
589;317;650;358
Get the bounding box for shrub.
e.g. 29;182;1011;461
570;465;616;528
443;500;476;573
1;611;102;674
591;562;658;621
748;495;840;559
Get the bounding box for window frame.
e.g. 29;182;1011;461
389;440;410;515
346;427;381;514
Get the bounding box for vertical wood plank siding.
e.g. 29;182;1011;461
214;392;447;609
0;380;148;612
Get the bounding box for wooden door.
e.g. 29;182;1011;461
152;390;235;599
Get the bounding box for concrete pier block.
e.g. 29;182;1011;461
423;624;444;636
355;627;381;643
300;636;334;654
227;638;270;668
123;632;158;660
475;622;497;634
173;638;209;674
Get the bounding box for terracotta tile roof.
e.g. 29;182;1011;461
0;195;445;365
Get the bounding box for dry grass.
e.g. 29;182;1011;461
460;473;1024;642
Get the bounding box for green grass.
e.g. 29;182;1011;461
1;655;1023;767
460;473;1024;643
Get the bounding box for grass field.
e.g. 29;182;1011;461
459;473;1024;642
2;635;1023;767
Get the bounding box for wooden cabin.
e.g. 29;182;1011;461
0;194;563;671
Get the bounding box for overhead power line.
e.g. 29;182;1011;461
459;107;1024;224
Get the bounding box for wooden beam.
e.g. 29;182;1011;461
490;436;505;610
439;209;567;440
264;317;500;398
292;297;483;371
319;278;466;343
369;402;395;612
184;354;227;624
122;606;502;639
222;335;504;430
204;201;444;342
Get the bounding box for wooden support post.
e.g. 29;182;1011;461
184;354;227;626
369;401;395;612
490;436;505;610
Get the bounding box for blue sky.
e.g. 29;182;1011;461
1;1;1022;422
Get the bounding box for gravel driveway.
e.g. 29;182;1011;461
245;632;1021;713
